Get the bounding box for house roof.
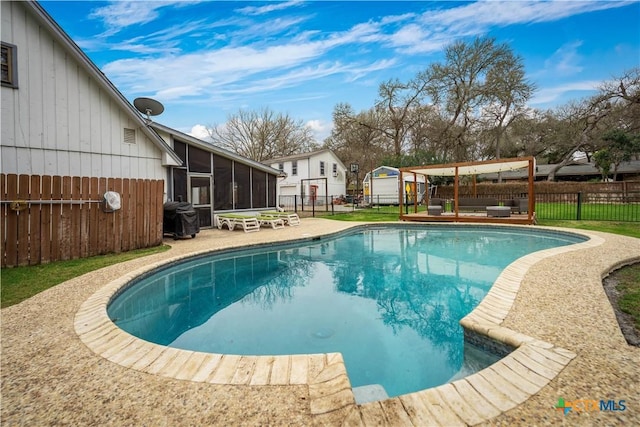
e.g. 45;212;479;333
25;1;181;166
364;166;428;182
265;149;347;170
151;122;282;175
480;160;640;180
363;166;400;179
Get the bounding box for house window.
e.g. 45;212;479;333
123;128;136;144
332;163;337;176
292;160;298;176
320;161;325;176
1;42;18;88
278;163;284;172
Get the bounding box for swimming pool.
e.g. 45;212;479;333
108;225;586;398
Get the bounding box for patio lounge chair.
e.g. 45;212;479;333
259;216;285;229
258;211;301;226
214;213;260;233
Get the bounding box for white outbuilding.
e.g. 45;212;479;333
363;166;428;205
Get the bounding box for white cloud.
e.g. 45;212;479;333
529;80;601;105
188;124;213;141
389;24;428;48
236;0;306;16
86;0;634;126
419;0;633;29
101;17;397;101
306;119;333;142
90;2;162;30
394;0;635;54
544;41;584;76
90;1;203;34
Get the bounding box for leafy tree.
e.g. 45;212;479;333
207;107;318;161
593;148;613;181
594;129;640;180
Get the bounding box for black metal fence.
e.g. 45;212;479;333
534;192;640;222
279;191;640;222
277;194;362;215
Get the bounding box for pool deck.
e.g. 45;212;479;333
2;218;639;426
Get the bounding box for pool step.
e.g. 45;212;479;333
352;384;389;404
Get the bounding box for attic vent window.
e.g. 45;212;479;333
1;42;18;88
123;128;136;144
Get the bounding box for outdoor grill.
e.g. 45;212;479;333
163;201;199;239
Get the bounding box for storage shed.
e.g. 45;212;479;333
363;166;427;205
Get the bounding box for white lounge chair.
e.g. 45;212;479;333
258;211;300;226
214;214;260;233
259;217;285;229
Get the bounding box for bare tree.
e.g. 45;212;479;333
545;98;611;181
422;37;531;162
324;103;387;188
544;68;639;181
372;77;432;156
207;107;318;161
482;51;535;160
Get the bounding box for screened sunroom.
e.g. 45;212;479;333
152;123;281;228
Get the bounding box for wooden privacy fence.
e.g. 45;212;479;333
1;174;164;268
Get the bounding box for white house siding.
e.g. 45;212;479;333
269;150;347;201
311;150;347;197
0;1;165;181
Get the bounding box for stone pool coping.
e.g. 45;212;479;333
72;222;626;425
3;219;639;425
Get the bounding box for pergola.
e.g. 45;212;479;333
399;156;536;224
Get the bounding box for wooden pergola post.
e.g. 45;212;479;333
454;166;459;219
398;170;404;216
413;172;418;213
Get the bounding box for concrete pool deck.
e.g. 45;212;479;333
2;219;639;425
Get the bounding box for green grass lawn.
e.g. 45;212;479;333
1;245;170;308
615;265;640;330
535;202;640;222
536;220;640;239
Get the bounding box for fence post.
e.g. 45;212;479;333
576;192;582;221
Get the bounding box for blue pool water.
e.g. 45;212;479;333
108;225;586;398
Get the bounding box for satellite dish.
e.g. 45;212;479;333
134;97;164;121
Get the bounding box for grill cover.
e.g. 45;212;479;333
163;201;199;238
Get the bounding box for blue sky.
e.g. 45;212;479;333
41;1;640;142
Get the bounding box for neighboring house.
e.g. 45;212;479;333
265;149;347;207
479;161;640;182
363;166;428;205
0;0;280;266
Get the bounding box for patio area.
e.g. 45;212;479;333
2;218;639;426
